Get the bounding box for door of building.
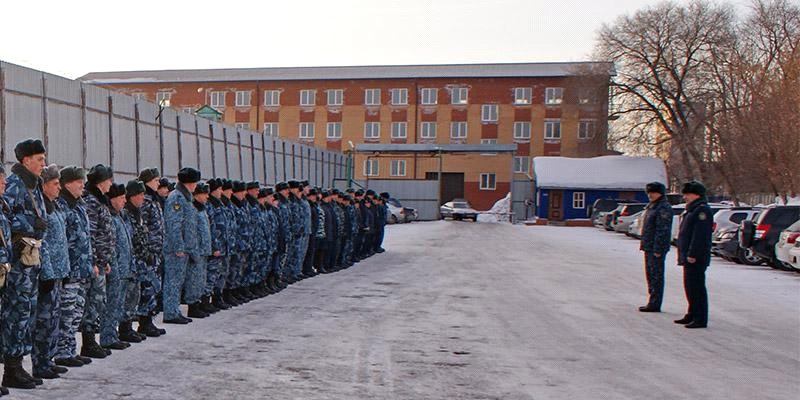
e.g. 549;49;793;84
440;173;465;204
548;190;564;221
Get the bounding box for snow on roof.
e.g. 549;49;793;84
533;156;667;190
79;62;615;84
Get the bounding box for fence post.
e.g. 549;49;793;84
134;103;141;173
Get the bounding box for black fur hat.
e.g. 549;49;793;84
14;139;46;162
681;181;706;197
126;180;146;198
222;179;233;191
276;182;289;191
232;181;246;193
208;178;223;192
246;181;260;190
380;192;390;199
288;180;301;189
193;182;210;194
158;177;170;189
59;166;85;184
645;182;667;195
87;164;113;185
138;167;160;184
107;183;126;199
41;164;60;183
177;167;201;184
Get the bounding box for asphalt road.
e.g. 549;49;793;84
10;221;800;399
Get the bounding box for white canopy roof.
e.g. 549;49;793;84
533;156;667;190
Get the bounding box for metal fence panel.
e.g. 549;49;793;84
84;111;110;166
111;117;137;174
5;94;44;158
213;140;227;177
226;143;241;179
45;102;82;166
162;127;179;175
3;62;43;95
182;130;199;169
44;73;81;104
138;124;160;170
83;85;109;112
358;179;439;220
110;92;136;119
198;136;213;178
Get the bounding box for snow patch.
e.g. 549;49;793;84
477;193;511;223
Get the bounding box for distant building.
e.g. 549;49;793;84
81;62;615;210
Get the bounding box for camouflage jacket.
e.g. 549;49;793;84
207;195;230;257
140;186;165;264
333;203;346;238
276;198;292;253
164;184;199;257
0;198;12;267
312;202;325;239
41;198;70;281
640;196;673;254
230;196;253;254
193;201;212;257
58;192;94;280
288;196;304;238
83;186;117;273
6;164;47;249
301;197;312;235
263;205;278;254
125;202;153;278
112;209;134;279
347;204;358;235
247;196;268;253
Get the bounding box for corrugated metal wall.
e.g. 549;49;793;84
0;61;347;185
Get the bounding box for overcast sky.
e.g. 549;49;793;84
1;0;751;79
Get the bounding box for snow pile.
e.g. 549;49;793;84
533;156;667;190
477;193;511;223
776;196;800;205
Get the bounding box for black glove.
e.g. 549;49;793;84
34;217;48;232
39;279;55;294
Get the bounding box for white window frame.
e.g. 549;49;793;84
364;89;381;106
326;122;342;139
513;122;531;140
573;192;586;209
263;123;279;137
210;91;226;108
391;122;407;139
364;122;381;139
235;90;251;107
390;88;408;105
578;119;596;140
235;122;250;131
545;87;564;105
156;91;171;106
420;88;438;105
299;122;315;139
300;90;316;106
363;159;379;176
327;89;343;106
420;122;437;139
450;122;468;139
479;173;496;190
514;87;532;105
480;138;498;155
132;92;147;101
481;104;498;122
514;156;529;174
263;90;280;106
544;119;562;140
451;87;468;105
390;160;406;177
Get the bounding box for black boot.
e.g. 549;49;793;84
55;357;84;367
81;331;107;359
200;296;219;314
187;303;208;319
137;316;165;337
223;290;239;306
0;386;8;396
2;356;36;389
32;369;60;380
118;321;143;343
213;292;231;310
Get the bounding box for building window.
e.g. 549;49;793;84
264;90;280;106
299;122;315;139
481;104;498;122
451;87;468;105
235;122;250;131
545;87;564;105
391;122;407;139
210;91;226;108
578;120;596;140
327;89;343;106
480;173;496;190
420;122;437;139
364;89;381;106
514;87;532;104
235;91;251;107
480;138;497;155
420;88;438;105
514;156;529;174
573;192;586;209
390;160;406;177
364;159;379;176
450;122;468;139
513;122;531;140
132;92;147;101
390;88;408;105
156;91;171;106
544;119;561;140
578;88;598;105
263;123;279;137
326;122;342;139
300;90;316;106
364;122;380;139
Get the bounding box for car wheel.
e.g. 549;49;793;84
736;247;763;266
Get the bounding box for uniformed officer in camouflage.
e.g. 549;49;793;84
120;180;148;343
54;167;93;368
99;183;134;351
374;192;390;253
275;182;295;284
258;188;279;293
297;181;313;277
266;189;288;292
136;168;166;337
2;139;48;389
32;165;70;379
221;180;243;307
287;180;306;281
203;178;228;312
162;168;201;324
244;182;266;297
186;182;211;319
0;167;14;395
638;182;672;313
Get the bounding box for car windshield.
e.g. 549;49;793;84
453;202;469;209
388;198;402;207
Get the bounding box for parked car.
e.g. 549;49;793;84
712;218;765;265
740;205;800;270
589;199;637;229
713;208;760;235
671;203;730;244
612;204;647;233
775;220;800;271
440;199;478;221
386;198;418;224
788;244;800;271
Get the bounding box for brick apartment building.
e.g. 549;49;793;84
81;62;615;210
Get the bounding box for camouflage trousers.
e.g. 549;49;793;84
183;255;207;305
212;256;230;294
226;253;246;289
163;254;189;320
79;273;107;334
32;279;61;374
294;235;309;277
245;251;267;285
55;280;84;360
205;256;225;296
100;272;137;346
1;263;39;358
343;235;354;264
137;264;162;317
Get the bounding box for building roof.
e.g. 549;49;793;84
79;62;615;84
533;156;667;190
356;143;517;154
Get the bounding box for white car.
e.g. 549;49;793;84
628;211;645;238
440;199;478;221
788;245;800;271
614;209;645;234
775;220;800;271
671;203;730;244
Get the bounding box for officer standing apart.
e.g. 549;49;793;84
638;182;672;313
674;181;713;329
162;168;200;324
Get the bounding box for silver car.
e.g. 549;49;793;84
440;199;478;221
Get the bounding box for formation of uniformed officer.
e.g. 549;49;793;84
0;138;392;394
638;182;672;313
